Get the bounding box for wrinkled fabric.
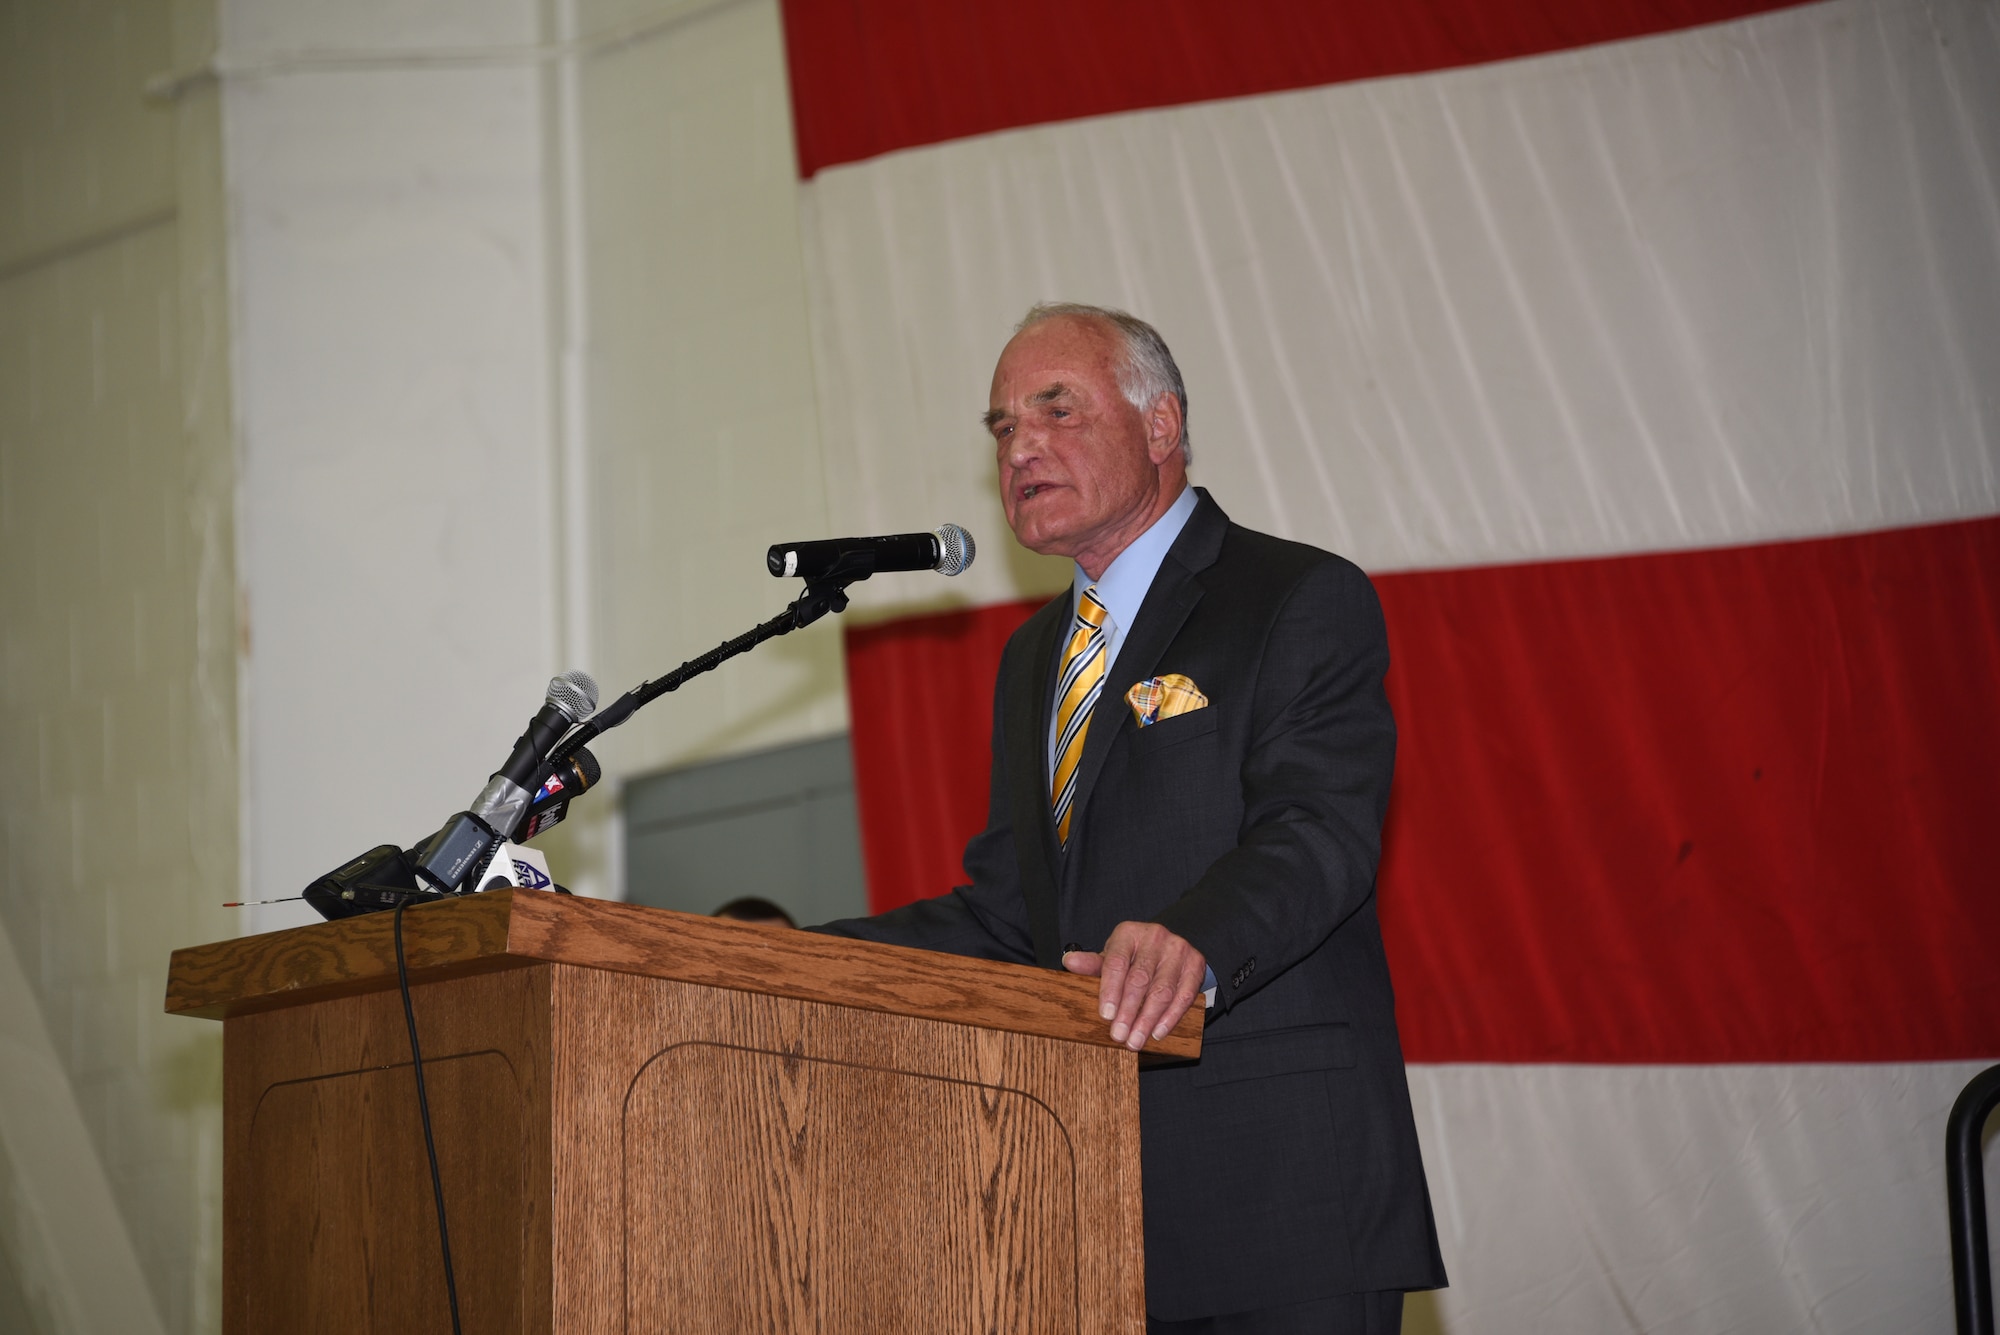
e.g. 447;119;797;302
799;0;2000;1329
799;0;1999;601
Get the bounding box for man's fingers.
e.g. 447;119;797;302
1147;955;1210;1043
1061;950;1104;977
1127;951;1201;1050
1127;974;1184;1051
1096;929;1136;1020
1080;923;1200;1047
1083;922;1205;1050
1099;921;1155;1039
1109;953;1157;1044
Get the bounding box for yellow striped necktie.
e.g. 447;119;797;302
1051;586;1109;848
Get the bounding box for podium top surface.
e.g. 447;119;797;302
165;890;1202;1060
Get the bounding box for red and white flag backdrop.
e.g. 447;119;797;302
779;0;2000;1327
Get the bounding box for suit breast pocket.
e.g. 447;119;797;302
1128;706;1218;755
1118;706;1230;846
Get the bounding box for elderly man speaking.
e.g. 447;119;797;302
823;304;1445;1334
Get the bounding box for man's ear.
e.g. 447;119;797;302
1144;391;1184;466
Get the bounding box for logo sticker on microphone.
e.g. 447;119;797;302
512;858;552;890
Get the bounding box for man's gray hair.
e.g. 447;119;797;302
1017;302;1192;463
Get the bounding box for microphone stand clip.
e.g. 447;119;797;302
787;547;877;628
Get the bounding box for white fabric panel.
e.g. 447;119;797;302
1406;1061;1997;1334
800;0;2000;605
224;9;559;932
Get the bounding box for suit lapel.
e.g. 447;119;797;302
1004;593;1068;968
1061;490;1230;868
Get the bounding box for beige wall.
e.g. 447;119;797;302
219;0;567;931
218;0;842;923
573;0;845;781
0;0;837;1324
0;1;237;1331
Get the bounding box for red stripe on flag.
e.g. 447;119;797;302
780;0;1813;177
842;517;2000;1063
846;599;1043;909
1375;517;2000;1063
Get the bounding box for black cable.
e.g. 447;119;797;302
394;900;464;1335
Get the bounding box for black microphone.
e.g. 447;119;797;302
412;670;599;892
767;523;975;580
516;747;602;842
486;670;599;813
302;843;429;920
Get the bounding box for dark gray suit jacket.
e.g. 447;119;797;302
824;490;1446;1318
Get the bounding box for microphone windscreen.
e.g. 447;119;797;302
547;669;599;721
933;523;975;576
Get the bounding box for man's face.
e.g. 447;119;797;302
985;316;1183;576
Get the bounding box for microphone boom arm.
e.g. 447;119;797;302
547;552;877;767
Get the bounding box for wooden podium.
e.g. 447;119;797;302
165;889;1201;1333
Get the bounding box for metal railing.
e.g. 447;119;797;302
1949;1063;2000;1335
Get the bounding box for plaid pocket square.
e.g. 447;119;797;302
1126;674;1209;727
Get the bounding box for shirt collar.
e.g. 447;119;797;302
1073;484;1199;642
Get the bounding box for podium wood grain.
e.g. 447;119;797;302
225;967;553;1333
176;891;1194;1333
168;890;1199;1058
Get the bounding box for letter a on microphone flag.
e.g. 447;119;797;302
781;0;2000;1329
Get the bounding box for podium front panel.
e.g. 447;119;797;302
552;963;1146;1334
223;965;554;1335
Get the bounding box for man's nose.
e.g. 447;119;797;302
1003;421;1044;466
